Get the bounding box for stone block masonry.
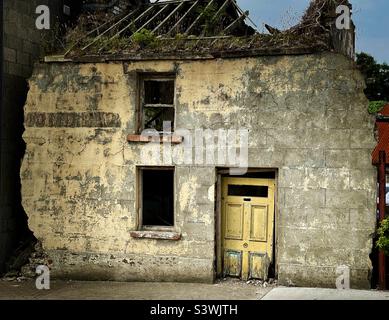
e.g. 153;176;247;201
21;53;376;288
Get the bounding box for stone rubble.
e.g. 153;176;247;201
1;241;49;281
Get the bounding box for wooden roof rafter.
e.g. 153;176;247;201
184;0;216;35
211;0;230;22
134;3;171;35
80;6;142;51
110;4;155;39
149;0;195;6
153;1;186;34
64;0;257;57
64;13;120;56
231;0;258;29
221;9;249;35
166;0;200;36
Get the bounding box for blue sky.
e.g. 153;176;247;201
237;0;389;63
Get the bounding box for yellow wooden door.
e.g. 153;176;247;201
222;177;275;281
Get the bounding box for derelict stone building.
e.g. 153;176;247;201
20;0;377;288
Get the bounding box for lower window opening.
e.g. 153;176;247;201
141;168;174;227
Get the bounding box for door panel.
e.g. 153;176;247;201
249;252;270;279
222;177;275;281
250;205;268;242
225;203;244;240
223;250;242;277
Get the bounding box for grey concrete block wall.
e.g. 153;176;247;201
180;53;376;289
260;56;376;288
176;52;374;289
4;1;42;77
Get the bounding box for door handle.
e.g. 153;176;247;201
244;198;251;202
243;243;248;248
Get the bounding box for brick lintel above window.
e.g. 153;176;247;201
127;134;183;144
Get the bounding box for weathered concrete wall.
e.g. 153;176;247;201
21;53;376;287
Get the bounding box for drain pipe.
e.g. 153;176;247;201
378;151;387;290
376;114;388;289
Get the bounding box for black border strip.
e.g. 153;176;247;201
0;300;382;318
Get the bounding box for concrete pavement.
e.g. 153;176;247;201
0;278;272;300
0;278;388;300
261;287;389;300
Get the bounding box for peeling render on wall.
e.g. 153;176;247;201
21;53;376;288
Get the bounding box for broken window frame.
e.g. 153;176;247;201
137;73;176;134
137;166;176;232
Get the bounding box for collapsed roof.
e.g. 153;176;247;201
81;0;150;15
57;0;354;61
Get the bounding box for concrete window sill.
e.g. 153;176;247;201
130;231;182;241
127;134;183;144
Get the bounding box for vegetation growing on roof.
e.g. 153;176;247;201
131;29;158;47
195;2;218;23
194;2;220;36
285;0;350;43
102;36;131;52
44;0;353;58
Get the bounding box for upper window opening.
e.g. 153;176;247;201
144;80;175;105
140;75;175;133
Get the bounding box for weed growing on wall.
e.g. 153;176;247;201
368;101;388;114
377;218;389;256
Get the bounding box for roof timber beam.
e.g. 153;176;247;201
220;10;248;35
197;0;230;39
152;1;186;34
65;13;121;56
151;0;196;6
110;4;155;39
160;35;232;40
133;3;171;34
167;0;200;36
81;7;141;51
231;0;258;30
185;0;216;35
211;0;230;22
96;5;156;53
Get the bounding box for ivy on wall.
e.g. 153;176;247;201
377;218;389;256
